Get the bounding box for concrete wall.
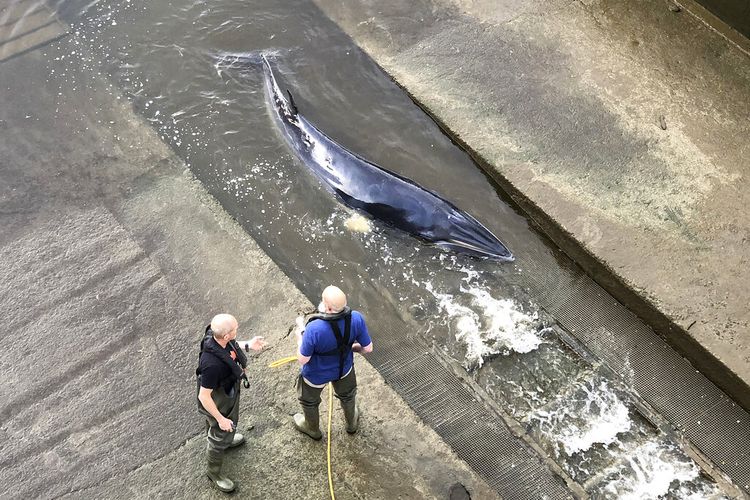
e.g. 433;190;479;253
696;0;750;38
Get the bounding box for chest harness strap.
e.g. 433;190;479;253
318;313;353;380
197;331;250;390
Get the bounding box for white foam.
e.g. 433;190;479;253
343;213;371;233
468;287;543;354
601;440;702;499
428;284;544;367
458;266;480;283
559;382;631;455
531;379;632;455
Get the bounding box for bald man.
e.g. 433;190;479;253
293;286;373;440
197;314;265;492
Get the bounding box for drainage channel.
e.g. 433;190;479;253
362;275;747;498
518;258;750;495
369;329;573;499
41;0;750;497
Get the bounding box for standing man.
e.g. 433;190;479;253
294;286;373;440
197;313;266;492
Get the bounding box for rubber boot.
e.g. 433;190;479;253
341;399;360;434
206;448;235;493
228;432;245;448
293;407;323;440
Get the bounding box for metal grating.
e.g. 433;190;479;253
340;242;750;496
366;328;573;499
513;254;750;494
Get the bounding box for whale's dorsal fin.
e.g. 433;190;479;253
286;90;298;115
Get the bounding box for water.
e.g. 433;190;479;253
22;0;734;496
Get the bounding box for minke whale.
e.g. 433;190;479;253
261;55;513;262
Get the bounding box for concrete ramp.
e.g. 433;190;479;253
0;0;68;63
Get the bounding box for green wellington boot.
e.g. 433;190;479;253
206;449;236;493
293;407;323;440
228;432;245;448
341;400;360;434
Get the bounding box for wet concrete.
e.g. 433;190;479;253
311;0;750;411
0;0;67;62
0;49;498;499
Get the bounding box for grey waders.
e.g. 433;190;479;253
341;399;359;434
206;448;235;493
204;433;244;492
293;406;323;440
295;312;363;438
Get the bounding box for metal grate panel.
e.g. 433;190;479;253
514;255;750;494
367;322;573;499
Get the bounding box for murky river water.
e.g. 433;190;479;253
25;0;733;496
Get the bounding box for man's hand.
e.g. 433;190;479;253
351;343;362;353
199;386;236;431
248;336;267;351
218;416;234;432
294;316;305;336
294;316;305;346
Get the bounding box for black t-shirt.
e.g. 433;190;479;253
199;340;240;391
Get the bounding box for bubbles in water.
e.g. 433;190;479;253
530;378;632;456
427;283;545;368
598;440;704;499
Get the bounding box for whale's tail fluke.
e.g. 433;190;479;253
212;50;263;78
213;49;292;79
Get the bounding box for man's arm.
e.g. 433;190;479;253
296;326;312;365
198;387;234;431
293;316;312;365
351;313;373;354
237;336;267;352
351;341;373;354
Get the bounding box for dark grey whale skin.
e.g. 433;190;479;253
262;55;513;262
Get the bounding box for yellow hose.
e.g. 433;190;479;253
269;356;336;499
267;355;298;368
327;382;335;500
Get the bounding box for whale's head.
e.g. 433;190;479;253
435;213;514;262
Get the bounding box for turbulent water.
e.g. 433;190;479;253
30;0;734;496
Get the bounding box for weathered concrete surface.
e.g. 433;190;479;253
312;0;750;410
0;49;498;499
